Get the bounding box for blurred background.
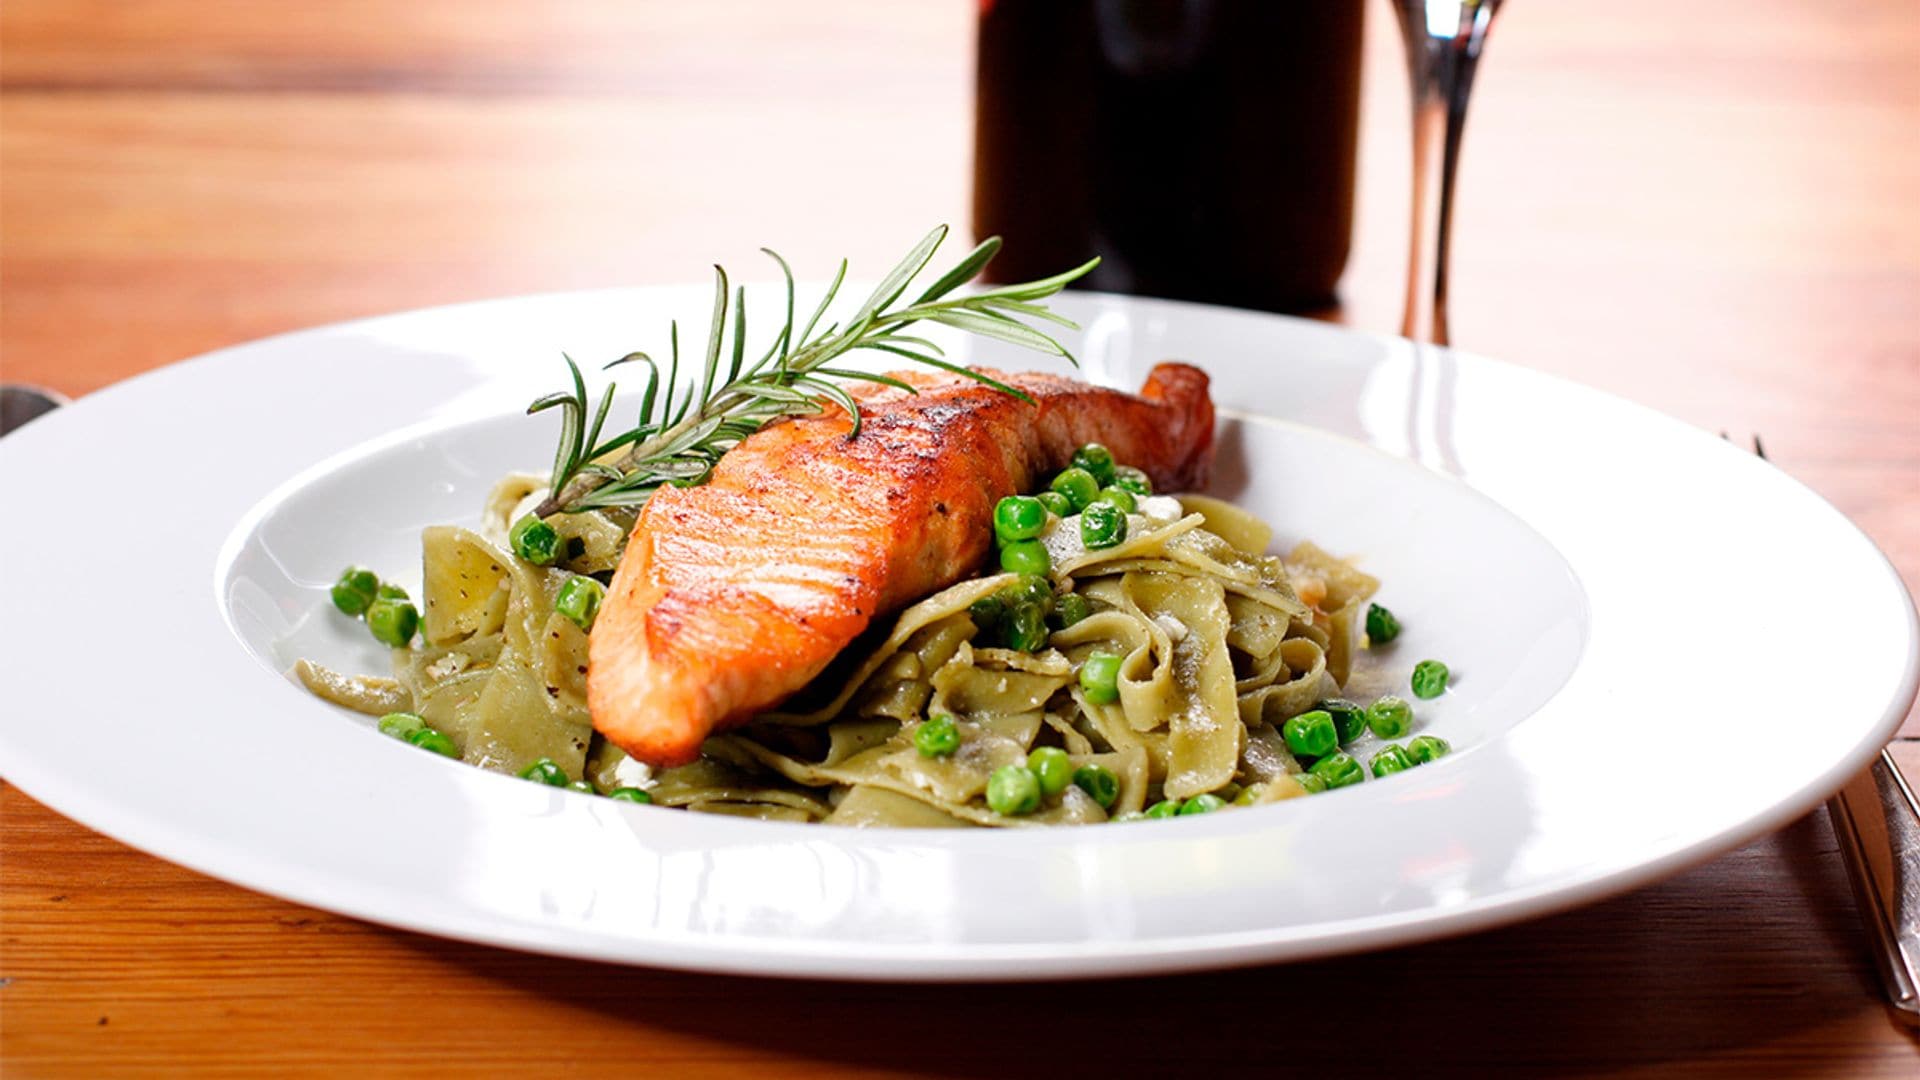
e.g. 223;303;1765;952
1;0;1914;579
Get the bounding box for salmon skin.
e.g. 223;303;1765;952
587;363;1215;767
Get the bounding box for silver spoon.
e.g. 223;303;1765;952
0;383;68;435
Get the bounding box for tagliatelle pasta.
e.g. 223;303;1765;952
298;473;1379;827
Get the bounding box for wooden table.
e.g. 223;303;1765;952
4;1;1917;1073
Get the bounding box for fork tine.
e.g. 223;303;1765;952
1719;430;1769;462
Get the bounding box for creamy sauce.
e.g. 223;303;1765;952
1137;495;1184;524
611;754;655;791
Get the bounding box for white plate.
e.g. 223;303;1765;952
1;287;1913;981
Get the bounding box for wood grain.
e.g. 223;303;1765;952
2;0;1918;1073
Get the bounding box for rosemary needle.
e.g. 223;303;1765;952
530;225;1098;516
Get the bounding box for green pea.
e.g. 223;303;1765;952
1070;443;1118;487
999;538;1051;577
555;575;606;630
1079;650;1122;705
1079;501;1128;550
915;714;961;758
1028;747;1073;796
1072;764;1120;808
376;583;409;602
1317;698;1369;745
993;495;1047;544
517;758;569;787
1282;709;1339;758
510;514;561;566
1050;467;1101;512
1406;734;1453;764
1179;793;1227;815
1293;771;1329;794
1000;575;1056;615
1365;602;1401;645
1036;490;1073;517
1232;783;1265;806
1371;744;1415;778
1110;811;1146;823
366;598;419;647
968;594;1007;639
608;787;654;804
986;765;1042;816
1145;799;1182;819
1308;751;1366;789
377;711;427;740
1095;486;1137;513
1052;592;1092;629
1004;602;1050;652
1367;696;1414;739
331;566;380;616
1411;659;1450;699
407;728;458;757
1111;466;1152;497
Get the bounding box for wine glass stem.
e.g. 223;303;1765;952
1396;1;1498;346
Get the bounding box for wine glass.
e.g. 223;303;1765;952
1393;0;1503;345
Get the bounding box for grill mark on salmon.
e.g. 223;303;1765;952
588;363;1215;766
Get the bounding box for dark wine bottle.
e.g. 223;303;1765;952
974;0;1366;314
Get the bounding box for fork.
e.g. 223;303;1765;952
1733;432;1920;1025
1830;753;1920;1024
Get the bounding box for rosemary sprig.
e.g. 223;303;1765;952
529;225;1098;516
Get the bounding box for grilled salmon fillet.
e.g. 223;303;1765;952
588;363;1215;767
